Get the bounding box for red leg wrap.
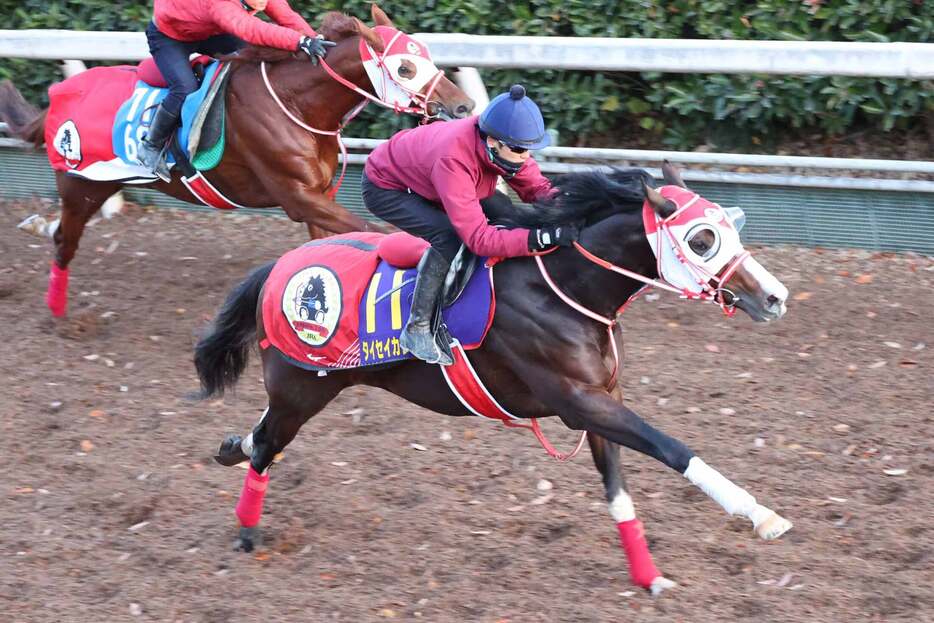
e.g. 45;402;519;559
617;519;662;589
235;466;269;528
47;261;69;317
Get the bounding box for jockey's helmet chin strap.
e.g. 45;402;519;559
486;144;522;179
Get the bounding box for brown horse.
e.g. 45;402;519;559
0;4;473;316
194;164;793;595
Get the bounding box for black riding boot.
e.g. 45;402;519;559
400;247;454;366
137;104;179;182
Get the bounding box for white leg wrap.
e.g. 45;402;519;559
683;457;766;522
608;489;636;522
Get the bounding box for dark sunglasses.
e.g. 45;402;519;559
497;141;528;155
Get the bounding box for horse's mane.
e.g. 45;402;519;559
485;168;655;228
220;12;360;64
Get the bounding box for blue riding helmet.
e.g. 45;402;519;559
478;84;550;150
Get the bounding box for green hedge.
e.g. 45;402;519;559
1;0;931;149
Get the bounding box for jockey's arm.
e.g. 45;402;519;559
210;1;304;50
431;158;532;258
507;157;556;204
263;0;318;38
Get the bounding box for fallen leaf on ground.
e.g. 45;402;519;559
777;573;794;588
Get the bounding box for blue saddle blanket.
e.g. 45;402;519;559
357;259;493;366
112;61;222;167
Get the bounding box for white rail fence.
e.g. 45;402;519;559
1;30;933;78
1;30;932;192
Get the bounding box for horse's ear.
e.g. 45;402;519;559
354;17;384;52
643;181;677;218
661;160;688;189
371;4;395;28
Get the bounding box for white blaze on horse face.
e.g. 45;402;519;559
608;489;636;523
739;256;788;318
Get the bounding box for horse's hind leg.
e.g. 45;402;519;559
223;356;346;552
589;433;676;596
47;173;122;316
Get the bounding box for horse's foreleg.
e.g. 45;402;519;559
560;390;792;541
589;433;676;595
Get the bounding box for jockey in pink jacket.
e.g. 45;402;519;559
138;0;335;181
363;85;580;365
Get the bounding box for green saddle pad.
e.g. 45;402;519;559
192;120;225;171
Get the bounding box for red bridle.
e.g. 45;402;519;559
259;31;444;198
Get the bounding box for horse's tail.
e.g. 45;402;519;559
0;80;47;147
194;262;275;398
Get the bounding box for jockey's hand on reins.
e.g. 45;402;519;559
529;223;580;251
298;35;337;64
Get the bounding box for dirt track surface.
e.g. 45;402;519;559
0;200;931;623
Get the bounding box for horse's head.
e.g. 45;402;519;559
642;163;788;322
321;5;474;121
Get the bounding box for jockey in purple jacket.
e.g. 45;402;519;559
363;85;579;365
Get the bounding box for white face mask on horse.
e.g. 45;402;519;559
359;27;444;117
643;185;785;317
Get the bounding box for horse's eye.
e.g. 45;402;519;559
689;238;710;254
687;227;719;259
398;65;414;78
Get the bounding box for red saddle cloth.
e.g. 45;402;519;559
45;65;138;172
43;56;215;174
262;233;385;370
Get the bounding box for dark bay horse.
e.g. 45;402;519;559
194;164;792;594
0;4;473;316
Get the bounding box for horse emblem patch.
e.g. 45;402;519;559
281;266;342;347
53;120;82;169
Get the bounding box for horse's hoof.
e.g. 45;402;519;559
233;526;260;552
649;576;677;597
214;434;248;466
755;512;793;540
18;214;46;237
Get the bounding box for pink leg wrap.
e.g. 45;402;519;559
617;519;662;589
235;466;270;528
47;261;69;317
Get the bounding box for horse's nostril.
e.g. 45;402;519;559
767;294;780;308
456;104;470;116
